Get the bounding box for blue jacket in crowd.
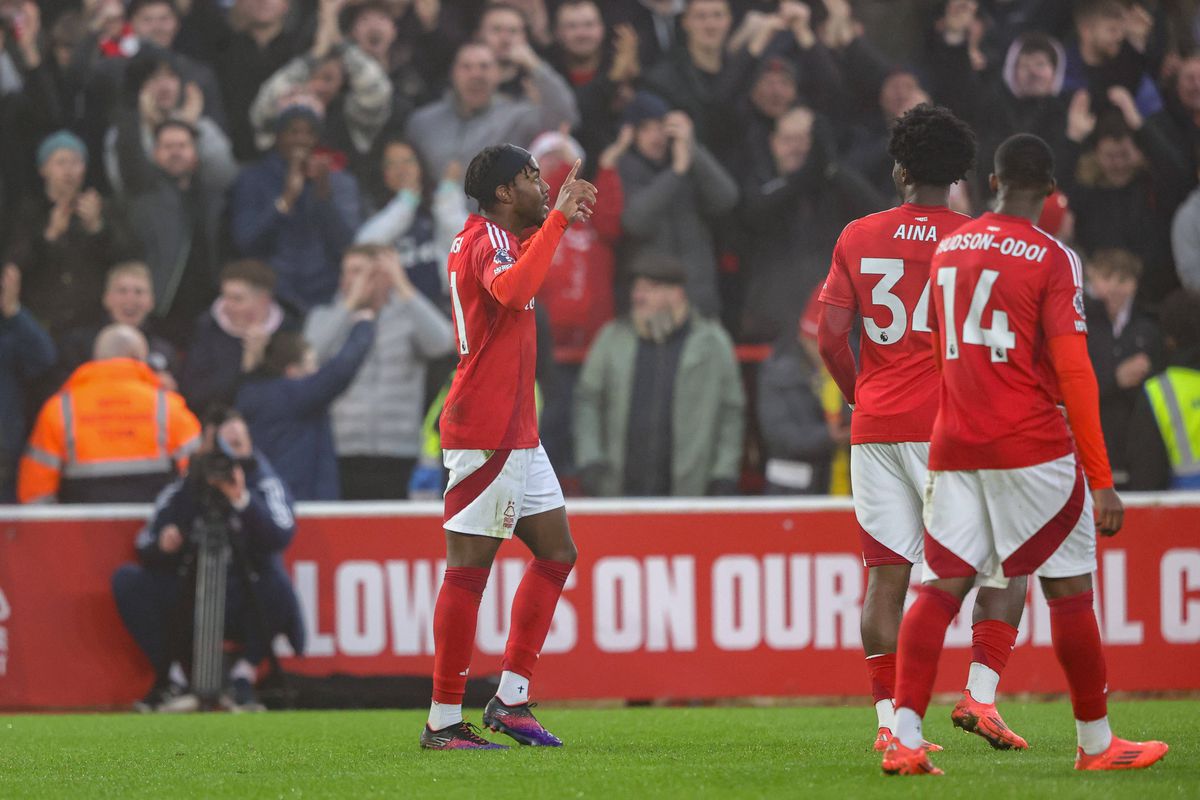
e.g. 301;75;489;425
229;152;361;312
236;319;375;501
0;309;57;501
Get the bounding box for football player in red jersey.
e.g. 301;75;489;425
882;133;1168;775
820;105;1029;754
420;144;597;750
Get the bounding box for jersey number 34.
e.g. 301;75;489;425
861;258;1015;362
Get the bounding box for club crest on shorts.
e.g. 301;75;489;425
503;501;516;529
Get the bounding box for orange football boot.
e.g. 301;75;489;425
951;690;1029;750
881;739;944;776
874;727;942;752
1075;737;1169;771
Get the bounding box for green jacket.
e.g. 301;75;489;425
573;316;745;497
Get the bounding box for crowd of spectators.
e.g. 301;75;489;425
4;0;1200;503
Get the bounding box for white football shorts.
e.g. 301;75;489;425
443;444;565;538
921;452;1096;586
851;442;930;567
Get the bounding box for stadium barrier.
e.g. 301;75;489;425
1;495;1198;709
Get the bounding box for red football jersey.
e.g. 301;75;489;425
820;203;972;444
440;214;540;450
927;212;1087;471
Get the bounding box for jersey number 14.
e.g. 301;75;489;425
861;258;1015;362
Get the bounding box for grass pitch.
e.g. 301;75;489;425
0;699;1195;798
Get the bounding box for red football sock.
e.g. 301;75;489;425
895;585;963;716
865;653;897;704
1048;590;1108;721
503;559;574;679
431;566;490;705
971;619;1018;673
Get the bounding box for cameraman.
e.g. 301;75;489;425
111;407;305;712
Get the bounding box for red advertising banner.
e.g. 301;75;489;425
1;497;1198;709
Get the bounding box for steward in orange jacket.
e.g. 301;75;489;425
19;357;200;503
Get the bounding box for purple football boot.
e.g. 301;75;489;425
482;697;564;746
420;720;509;750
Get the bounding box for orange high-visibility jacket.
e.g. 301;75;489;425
18;358;201;504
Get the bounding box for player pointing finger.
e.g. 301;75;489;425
554;158;598;223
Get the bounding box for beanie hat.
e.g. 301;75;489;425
623;91;670;126
37;130;88;167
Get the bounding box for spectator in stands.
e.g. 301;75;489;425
0;264;56;502
230;101;361;313
87;0;228;138
207;0;310;161
345;0;456;121
550;0;642;168
738;106;883;342
4;131;122;337
495;0;554;50
354;138;468;310
111;406;304;712
249;0;392;167
405;41;578;179
641;0;759;158
757;321;845;495
181;259;296;415
57;262;179;389
737;55;800;176
1063;0;1162;117
344;1;408;135
478;2;579;120
304;245;454;499
929;16;1072;207
607;0;684;70
1127;289;1200;490
1155;54;1200;178
734;6;845;118
237;313;376;501
842;68;932;199
104;49;233;196
534;128;626;368
530;128;627;476
617;95;737;317
19;324;199;504
114;119;236;344
1083;249;1163;488
1172;166;1200;293
1063;86;1192;302
2;4;84;221
574;252;744;497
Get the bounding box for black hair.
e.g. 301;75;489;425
1160;290;1200;349
368;135;434;212
1016;32;1059;68
887;103;976;186
344;0;392;28
122;49;179;107
994;133;1055;191
464;144;532;210
464;146;507;210
1093;109;1134;143
262;331;311;378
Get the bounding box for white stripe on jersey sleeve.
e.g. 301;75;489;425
485;222;500;251
1034;224;1084;287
